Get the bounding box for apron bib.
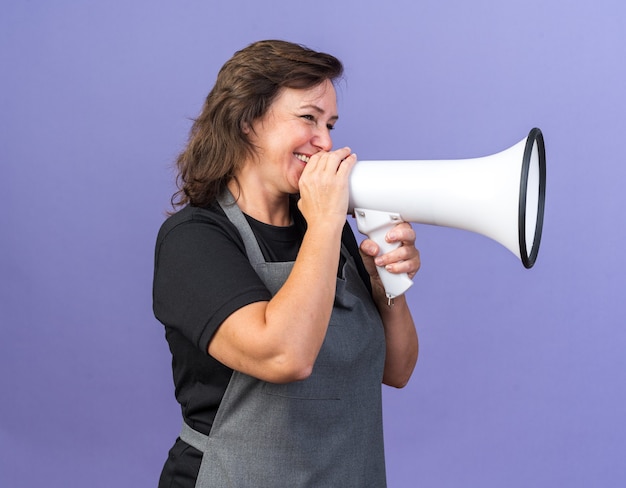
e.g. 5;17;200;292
181;191;387;487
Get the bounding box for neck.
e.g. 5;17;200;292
227;179;292;227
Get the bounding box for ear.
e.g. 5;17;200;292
241;121;251;134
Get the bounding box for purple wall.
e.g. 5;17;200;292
2;1;625;486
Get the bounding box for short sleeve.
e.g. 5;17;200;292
153;208;272;352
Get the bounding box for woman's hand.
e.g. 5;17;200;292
359;222;421;293
297;147;356;227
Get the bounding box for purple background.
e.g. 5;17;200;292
2;1;625;487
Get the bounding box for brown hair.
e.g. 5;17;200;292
171;40;344;209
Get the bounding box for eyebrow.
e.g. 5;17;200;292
301;104;339;122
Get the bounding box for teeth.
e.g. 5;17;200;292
295;153;310;163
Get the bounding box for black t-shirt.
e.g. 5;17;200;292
153;199;370;435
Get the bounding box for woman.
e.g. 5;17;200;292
153;39;420;488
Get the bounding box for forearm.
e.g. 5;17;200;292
264;220;344;371
373;288;419;388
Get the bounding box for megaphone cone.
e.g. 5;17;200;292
349;128;546;298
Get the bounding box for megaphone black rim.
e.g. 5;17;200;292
519;127;546;268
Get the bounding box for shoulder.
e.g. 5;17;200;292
155;203;245;256
157;203;231;237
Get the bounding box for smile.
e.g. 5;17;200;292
294;153;310;164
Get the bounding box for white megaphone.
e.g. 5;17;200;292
349;127;546;300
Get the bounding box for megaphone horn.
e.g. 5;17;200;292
348;127;547;299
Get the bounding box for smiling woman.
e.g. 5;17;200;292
152;39;421;488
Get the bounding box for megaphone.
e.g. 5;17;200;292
348;127;546;300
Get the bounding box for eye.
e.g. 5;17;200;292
300;114;335;131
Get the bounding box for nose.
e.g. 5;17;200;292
312;126;333;152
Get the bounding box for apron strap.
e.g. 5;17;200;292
217;189;265;265
179;422;209;452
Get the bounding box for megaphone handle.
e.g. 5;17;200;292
353;208;415;300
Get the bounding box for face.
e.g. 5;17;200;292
244;79;338;195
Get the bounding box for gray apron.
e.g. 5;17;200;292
180;191;387;487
